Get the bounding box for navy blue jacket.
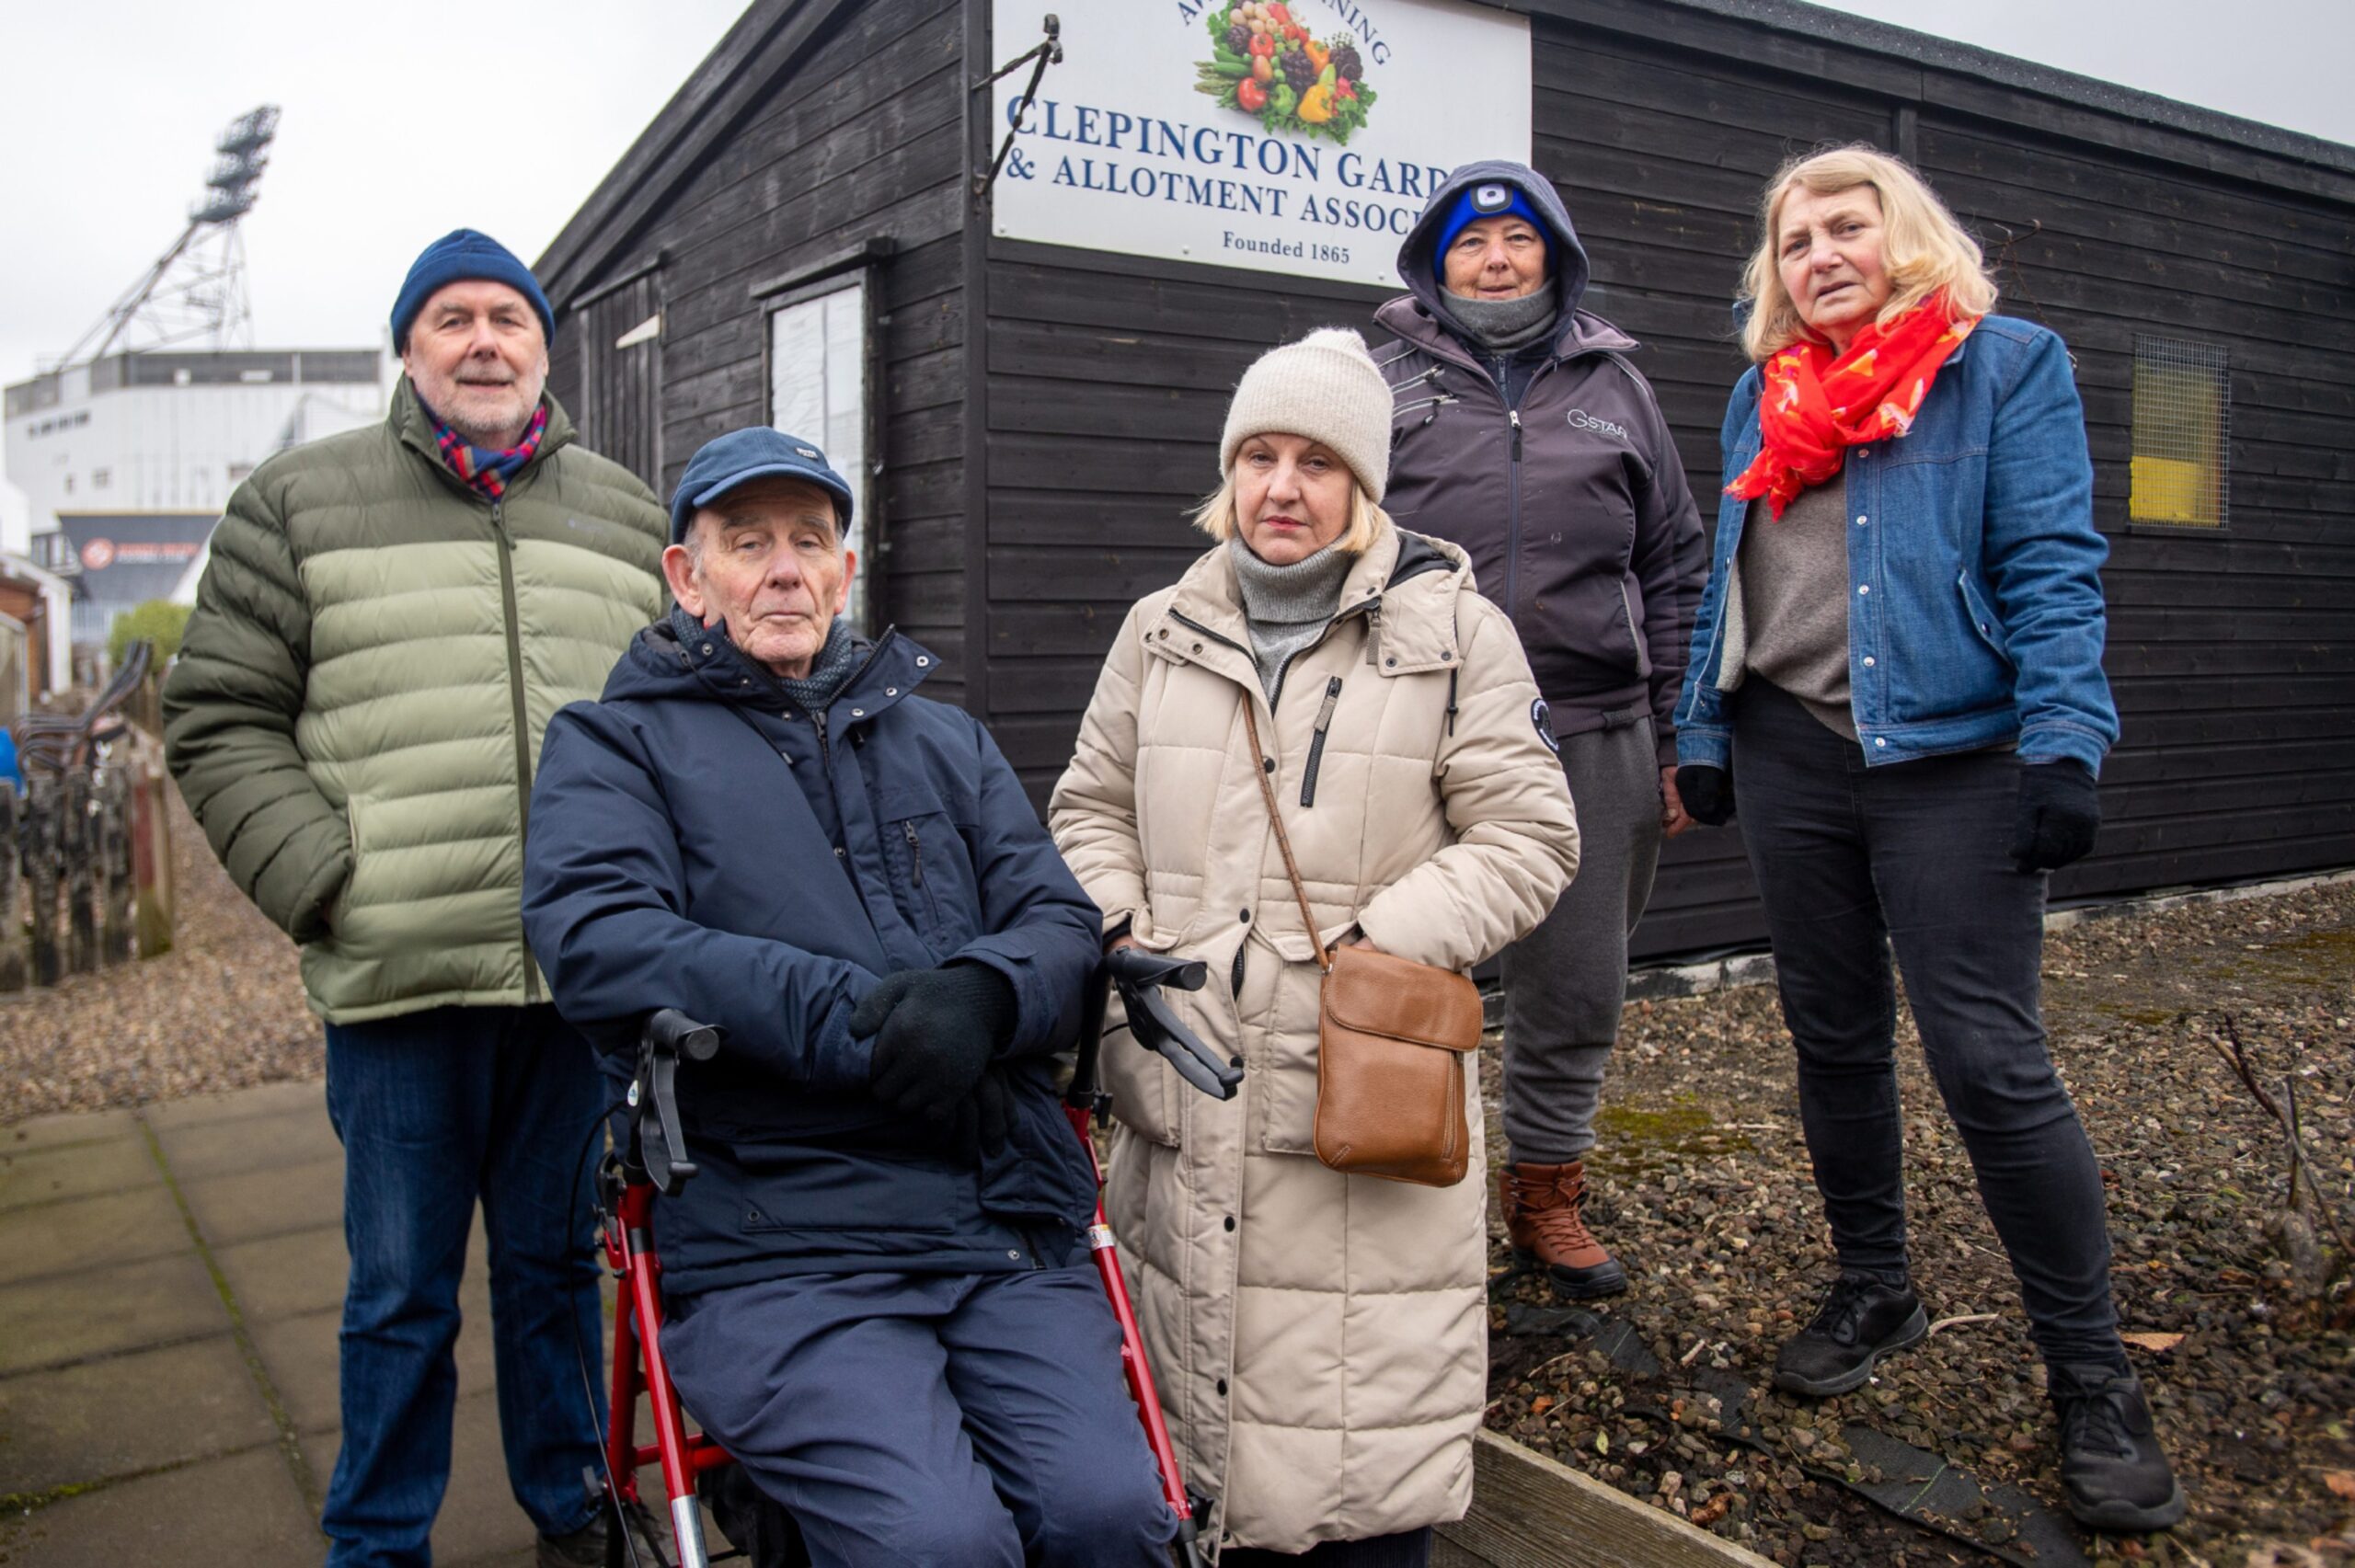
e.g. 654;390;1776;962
522;613;1103;1295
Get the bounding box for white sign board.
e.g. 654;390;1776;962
990;0;1533;288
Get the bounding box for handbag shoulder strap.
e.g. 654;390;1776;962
1241;702;1332;974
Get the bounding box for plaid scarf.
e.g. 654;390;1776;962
1727;293;1979;520
432;401;549;500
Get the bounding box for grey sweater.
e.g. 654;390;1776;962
1738;477;1856;738
1229;539;1353;703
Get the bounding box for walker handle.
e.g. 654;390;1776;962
636;1009;723;1196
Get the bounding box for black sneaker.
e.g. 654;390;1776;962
2049;1362;2187;1532
1773;1273;1928;1397
537;1509;610;1568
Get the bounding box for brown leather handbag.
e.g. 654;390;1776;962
1244;706;1482;1188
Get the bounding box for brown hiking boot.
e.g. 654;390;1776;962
1501;1160;1626;1298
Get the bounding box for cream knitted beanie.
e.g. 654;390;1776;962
1219;326;1392;503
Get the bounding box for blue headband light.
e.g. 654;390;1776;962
1434;182;1547;262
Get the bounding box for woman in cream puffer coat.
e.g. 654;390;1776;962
1051;328;1580;1564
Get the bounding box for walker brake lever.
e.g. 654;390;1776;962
636;1009;722;1196
1108;954;1242;1103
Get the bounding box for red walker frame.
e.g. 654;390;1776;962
595;967;1224;1568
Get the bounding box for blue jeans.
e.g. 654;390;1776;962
321;1004;609;1568
662;1267;1176;1567
1731;682;2124;1367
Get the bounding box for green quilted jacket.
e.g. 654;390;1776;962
163;378;668;1023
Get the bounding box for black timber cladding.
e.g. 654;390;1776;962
542;0;971;700
541;0;2355;961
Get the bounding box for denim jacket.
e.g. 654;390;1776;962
1674;315;2120;775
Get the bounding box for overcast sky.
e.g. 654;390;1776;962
2;0;2348;423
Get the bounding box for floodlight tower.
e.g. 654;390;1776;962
59;105;281;367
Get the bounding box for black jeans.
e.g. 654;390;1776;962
1732;682;2124;1367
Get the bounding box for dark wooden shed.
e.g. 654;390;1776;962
536;0;2355;961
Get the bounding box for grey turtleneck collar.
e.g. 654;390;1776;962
1228;537;1354;702
1440;286;1558;355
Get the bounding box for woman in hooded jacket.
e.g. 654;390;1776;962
1376;157;1707;1300
1051;327;1580;1565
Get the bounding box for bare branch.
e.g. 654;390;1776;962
2203;1014;2355;1277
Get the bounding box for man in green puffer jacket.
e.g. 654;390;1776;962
162;229;666;1568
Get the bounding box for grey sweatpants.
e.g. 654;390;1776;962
1499;717;1664;1164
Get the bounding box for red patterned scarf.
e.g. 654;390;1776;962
432;401;549;501
1727;294;1979;519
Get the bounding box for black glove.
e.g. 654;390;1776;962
1675;763;1735;827
2011;759;2100;874
852;963;1018;1122
952;1068;1017;1162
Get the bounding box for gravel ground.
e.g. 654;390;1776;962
1482;877;2355;1567
0;786;319;1122
10;795;2349;1566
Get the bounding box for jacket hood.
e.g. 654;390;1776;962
600;612;936;715
1395;160;1591;327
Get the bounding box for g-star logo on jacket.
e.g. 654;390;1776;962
1567;407;1632;442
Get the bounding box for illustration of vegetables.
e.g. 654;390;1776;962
1194;1;1377;143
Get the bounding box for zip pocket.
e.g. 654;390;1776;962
1301;678;1343;807
896;818;946;940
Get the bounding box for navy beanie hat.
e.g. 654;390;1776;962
391;230;556;350
1433;182;1548;265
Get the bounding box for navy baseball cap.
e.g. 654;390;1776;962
669;428;856;544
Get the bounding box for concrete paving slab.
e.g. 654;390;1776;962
0;1251;228;1377
181;1154;346;1247
213;1224;349;1322
143;1078;327;1131
0;1445;320;1568
1;1106;136;1152
151;1104;344;1182
0;1181;190;1287
249;1306;345;1436
0;1134;161;1212
0;1333;278;1495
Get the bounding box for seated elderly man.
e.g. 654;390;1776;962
520;429;1174;1567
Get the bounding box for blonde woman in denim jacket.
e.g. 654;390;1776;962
1672;145;2183;1535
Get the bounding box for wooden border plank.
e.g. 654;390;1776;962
1435;1430;1777;1568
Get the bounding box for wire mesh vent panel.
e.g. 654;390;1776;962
2130;336;2229;529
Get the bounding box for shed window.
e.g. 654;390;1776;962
2129;337;2228;530
768;280;873;628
